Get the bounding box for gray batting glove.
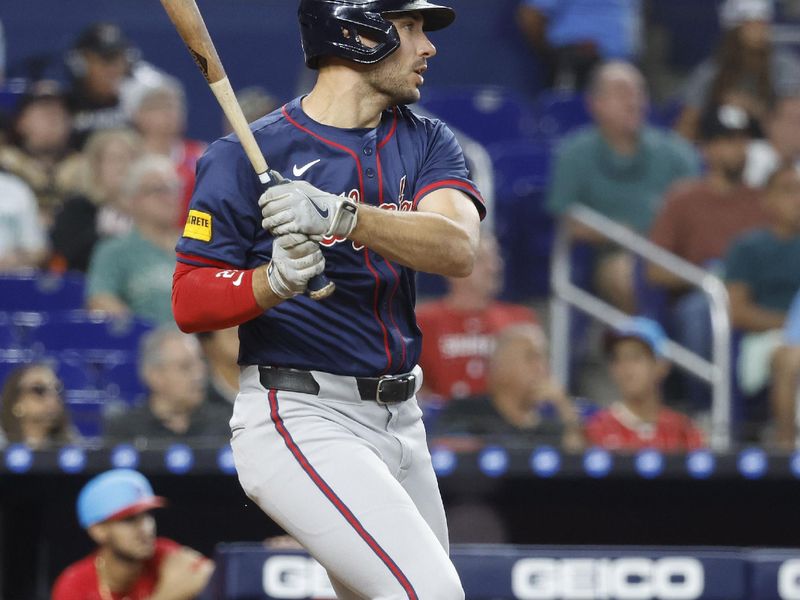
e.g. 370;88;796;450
266;235;326;299
259;180;358;239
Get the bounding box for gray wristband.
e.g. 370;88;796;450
266;261;297;299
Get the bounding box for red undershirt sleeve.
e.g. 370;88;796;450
172;261;264;333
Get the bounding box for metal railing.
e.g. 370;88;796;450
550;205;732;450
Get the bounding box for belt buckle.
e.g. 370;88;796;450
375;377;392;405
375;374;415;405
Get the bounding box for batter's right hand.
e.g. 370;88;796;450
266;234;326;299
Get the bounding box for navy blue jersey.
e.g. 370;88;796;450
176;97;484;376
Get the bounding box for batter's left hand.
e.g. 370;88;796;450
259;180;358;239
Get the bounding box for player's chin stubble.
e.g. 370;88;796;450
367;63;421;106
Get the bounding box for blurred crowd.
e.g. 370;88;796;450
0;0;800;456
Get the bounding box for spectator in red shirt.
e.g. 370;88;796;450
416;233;538;402
585;317;705;452
52;468;214;600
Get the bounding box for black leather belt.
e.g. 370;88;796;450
258;366;416;404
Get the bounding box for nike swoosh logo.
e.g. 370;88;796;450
232;271;244;287
305;194;329;218
292;159;321;177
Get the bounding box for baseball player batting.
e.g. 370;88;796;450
172;1;484;598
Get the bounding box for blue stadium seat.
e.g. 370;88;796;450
98;354;147;405
0;272;86;312
28;311;153;357
534;91;592;140
64;389;107;439
487;140;554;299
416;85;539;145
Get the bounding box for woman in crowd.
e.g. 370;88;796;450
676;0;800;141
49;128;142;272
0;363;78;449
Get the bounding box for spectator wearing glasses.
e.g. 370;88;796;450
0;363;78;449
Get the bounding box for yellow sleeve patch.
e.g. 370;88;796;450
183;210;212;242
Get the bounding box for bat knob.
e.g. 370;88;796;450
307;274;335;300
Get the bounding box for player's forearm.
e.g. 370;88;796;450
350;204;477;277
172;262;275;333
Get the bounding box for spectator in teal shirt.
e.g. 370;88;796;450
726;165;800;449
86;154;182;325
546;61;700;311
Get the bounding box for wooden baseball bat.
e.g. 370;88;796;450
160;0;335;301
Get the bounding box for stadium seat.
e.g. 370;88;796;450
64;389;108;439
28;310;153;357
534;91;592;140
0;272;86;312
487;139;554;299
98;354;147;405
416;85;539;145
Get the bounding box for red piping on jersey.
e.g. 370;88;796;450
376;149;385;205
267;389;418;600
283;104;394;371
176;252;238;270
412;179;484;211
378;107;398;149
383;260;407;369
282;106;365;198
364;250;393;374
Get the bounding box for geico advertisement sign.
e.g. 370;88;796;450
511;558;705;600
262;556;335;599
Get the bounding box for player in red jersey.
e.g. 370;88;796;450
52;469;214;600
416;234;537;401
585;317;705;451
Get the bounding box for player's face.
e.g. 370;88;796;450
365;13;437;105
609;340;662;400
103;512;157;562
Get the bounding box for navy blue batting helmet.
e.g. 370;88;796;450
298;0;455;69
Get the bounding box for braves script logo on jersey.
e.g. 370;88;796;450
320;176;411;250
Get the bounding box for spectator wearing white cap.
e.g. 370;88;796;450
52;468;214;600
676;0;800;141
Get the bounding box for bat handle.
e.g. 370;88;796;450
260;170;336;301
